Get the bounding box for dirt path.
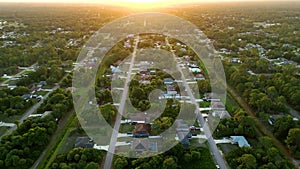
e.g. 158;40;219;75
31;110;74;169
227;86;299;168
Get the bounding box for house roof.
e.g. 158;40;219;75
166;84;176;91
204;93;220;100
189;68;201;73
110;65;121;73
134;124;150;134
230;136;250;147
163;78;174;84
132;138;149;152
211;101;226;110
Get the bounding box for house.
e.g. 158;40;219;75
183;55;192;61
110;65;121;73
139;74;151;84
189;64;199;68
132;139;149;153
163;94;181;100
175;120;191;147
133;124;150;138
230;136;250;147
189;67;201;73
37;81;47;88
211;101;226;110
268;114;285;125
8;84;17;90
194;74;205;81
231;58;241;63
22;94;32;100
74;137;94;148
268;114;299;125
203;93;221;102
212;110;231;119
166;84;177;95
163;78;174;85
132;138;158;154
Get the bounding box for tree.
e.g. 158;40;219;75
114;157;128;169
11;86;29;96
99;104;117;124
162;157;177;169
191;151;201;160
236;116;256;138
153;117;173;134
85;162;99;169
183;153;192;162
285;128;300;158
237;154;257;169
273;116;296;139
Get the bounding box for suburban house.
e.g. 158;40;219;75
212;110;231;119
163;78;174;85
268;114;299;125
189;67;201;73
133;124;151;138
166;84;177;95
194;73;205;81
211;101;226;110
22;94;32;100
74;137;94;148
230;136;250;147
175;119;191;147
132;138;158;154
231;58;241;63
110;65;121;73
139;74;151;84
268;114;285;125
203;93;221;102
37;81;47;88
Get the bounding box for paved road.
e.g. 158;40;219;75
0;62;37;86
166;38;228;169
0;85;59;139
103;36;139;169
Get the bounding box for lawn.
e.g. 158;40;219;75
119;123;135;133
200;101;211;108
219;143;238;154
0;77;8;83
0;114;23;123
184;146;216;169
0;127;10;136
224;92;240;115
34;90;49;96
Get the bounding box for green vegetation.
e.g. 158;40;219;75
0;88;73;169
49;148;105;169
0;86;33;116
0;1;300;168
113;144;215;169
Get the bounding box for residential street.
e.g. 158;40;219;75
103;36;139;169
0;62;37;86
0;85;59;139
166;37;228;169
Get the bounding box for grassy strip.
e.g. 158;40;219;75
224;91;241;115
37;113;76;169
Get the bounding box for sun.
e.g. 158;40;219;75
109;0;172;9
124;0;162;3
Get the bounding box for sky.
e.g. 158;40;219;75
0;0;299;9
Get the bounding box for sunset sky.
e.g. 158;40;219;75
0;0;299;9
